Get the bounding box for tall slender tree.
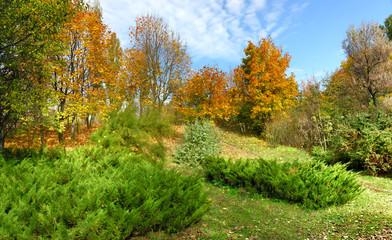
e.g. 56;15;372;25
125;14;191;114
342;21;392;108
53;3;125;142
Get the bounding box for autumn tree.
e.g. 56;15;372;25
233;37;298;134
106;32;125;112
342;21;392;108
125;14;191;114
323;61;370;114
0;0;76;151
176;66;236;121
53;3;125;142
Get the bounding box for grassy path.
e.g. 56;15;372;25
156;126;392;240
216;128;312;162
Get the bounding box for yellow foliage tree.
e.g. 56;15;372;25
53;3;125;142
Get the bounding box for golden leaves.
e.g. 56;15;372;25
176;66;237;121
54;5;125;119
233;37;298;119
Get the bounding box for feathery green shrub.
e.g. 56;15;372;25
174;120;220;166
202;157;362;209
0;147;210;239
90;107;172;162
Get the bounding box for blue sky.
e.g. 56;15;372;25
99;0;392;82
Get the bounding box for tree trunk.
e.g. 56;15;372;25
85;114;91;129
71;113;77;141
39;109;46;147
0;110;12;153
91;115;95;126
0;131;5;154
371;93;377;108
40;125;46;147
58;99;65;144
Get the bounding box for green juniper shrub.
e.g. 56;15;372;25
299;161;363;209
329;111;392;174
311;146;336;165
174;120;220;166
0;147;210;239
202;157;362;209
90;107;172;162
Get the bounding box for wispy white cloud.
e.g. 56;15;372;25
264;0;285;23
249;0;267;10
226;0;245;16
99;0;309;68
290;2;309;14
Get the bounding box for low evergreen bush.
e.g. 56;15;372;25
329;111;392;174
174;120;220;166
311;146;336;165
202;157;362;209
0;147;210;239
90;107;172;162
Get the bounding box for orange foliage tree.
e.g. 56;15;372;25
176;66;237;121
125;14;191;114
233;37;298;133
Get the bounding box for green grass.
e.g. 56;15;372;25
3;126;392;239
216;127;311;162
156;126;392;239
140;178;392;239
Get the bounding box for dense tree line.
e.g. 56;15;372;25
0;0;297;150
266;15;392;174
0;0;125;150
2;0;392;169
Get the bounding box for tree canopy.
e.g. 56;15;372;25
342;22;392;108
232;37;298;133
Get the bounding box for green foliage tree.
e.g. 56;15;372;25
0;0;76;152
381;14;392;41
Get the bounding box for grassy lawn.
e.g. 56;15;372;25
155;127;392;239
216;127;311;162
3;125;392;239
